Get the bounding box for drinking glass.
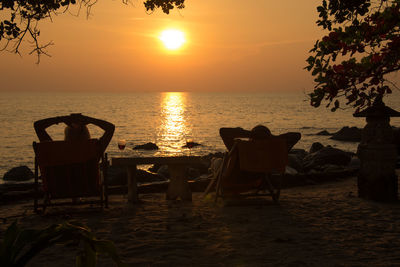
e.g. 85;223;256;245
117;139;126;154
186;139;194;156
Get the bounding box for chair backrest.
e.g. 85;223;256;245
33;139;101;198
34;139;100;167
236;138;288;174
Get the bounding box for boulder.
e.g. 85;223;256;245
107;166;167;185
303;146;352;171
136;169;167;183
186;168;201;179
289;149;308;160
133;142;159;150
182;142;202;148
330;126;362;142
157;165;170;179
3;166;34;181
287;154;303;173
186;161;210;175
107;166;127;186
204;152;225;160
320;164;347;173
309;142;324;154
347;156;361;170
316;130;331;136
148;163;161;173
155;164;205;180
285;166;298;175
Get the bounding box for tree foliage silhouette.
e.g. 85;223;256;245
0;0;185;63
306;0;400;112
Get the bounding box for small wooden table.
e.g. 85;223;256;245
111;156;206;202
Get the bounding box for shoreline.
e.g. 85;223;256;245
1;176;400;266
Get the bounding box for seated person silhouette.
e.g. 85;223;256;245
220;125;300;152
34;113;115;155
34;114;115;202
217;125;301;194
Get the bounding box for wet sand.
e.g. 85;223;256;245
1;176;400;266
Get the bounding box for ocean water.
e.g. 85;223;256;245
1;91;400;181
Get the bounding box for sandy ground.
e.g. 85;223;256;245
1;176;400;267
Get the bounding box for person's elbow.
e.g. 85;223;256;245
33;121;41;131
109;123;115;135
294;132;301;142
219;128;229;138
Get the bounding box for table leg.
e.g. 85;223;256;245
166;164;192;201
127;165;139;203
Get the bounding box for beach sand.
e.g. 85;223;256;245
1;176;400;266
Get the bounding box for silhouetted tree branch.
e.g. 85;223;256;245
0;0;185;63
306;0;400;112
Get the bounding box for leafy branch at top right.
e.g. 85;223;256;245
306;0;400;112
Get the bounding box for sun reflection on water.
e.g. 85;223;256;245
158;92;189;155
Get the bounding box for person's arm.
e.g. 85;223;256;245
33;116;70;142
219;127;251;151
278;132;301;152
80;115;115;153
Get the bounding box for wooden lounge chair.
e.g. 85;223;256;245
205;138;288;203
33;139;109;213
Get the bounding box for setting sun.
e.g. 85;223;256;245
159;29;186;50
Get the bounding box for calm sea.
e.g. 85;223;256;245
1;91;400;181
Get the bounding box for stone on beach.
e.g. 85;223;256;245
316;130;331;135
133;142;159;150
107;166;166;186
303;146;352;171
3;166;34;181
309;142;324;153
181;142;201;148
330;126;362;142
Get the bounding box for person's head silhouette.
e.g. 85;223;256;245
250;125;271;140
64;123;90;141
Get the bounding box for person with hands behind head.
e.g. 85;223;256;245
219;125;300;152
34;113;115;155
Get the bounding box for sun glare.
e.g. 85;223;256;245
159;29;186;50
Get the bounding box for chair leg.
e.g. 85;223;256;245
265;174;280;203
103;153;109;208
214;156;228;202
34;157;39;213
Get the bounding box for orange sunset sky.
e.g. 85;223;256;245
1;1;326;92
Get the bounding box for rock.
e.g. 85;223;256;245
107;166;127;186
289;149;308;160
186;161;210;175
330;126;362;142
287;154;303;172
205;152;225;159
156;165;204;180
182;142;201;148
309;142;324;153
3;166;34;181
285;166;298;175
186;168;201;179
135;169;167;183
316;130;331;135
347;156;361;170
133;142;159;150
157;165;170;179
148;163;161;173
320;164;346;173
303;146;352;171
107;166;167;185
